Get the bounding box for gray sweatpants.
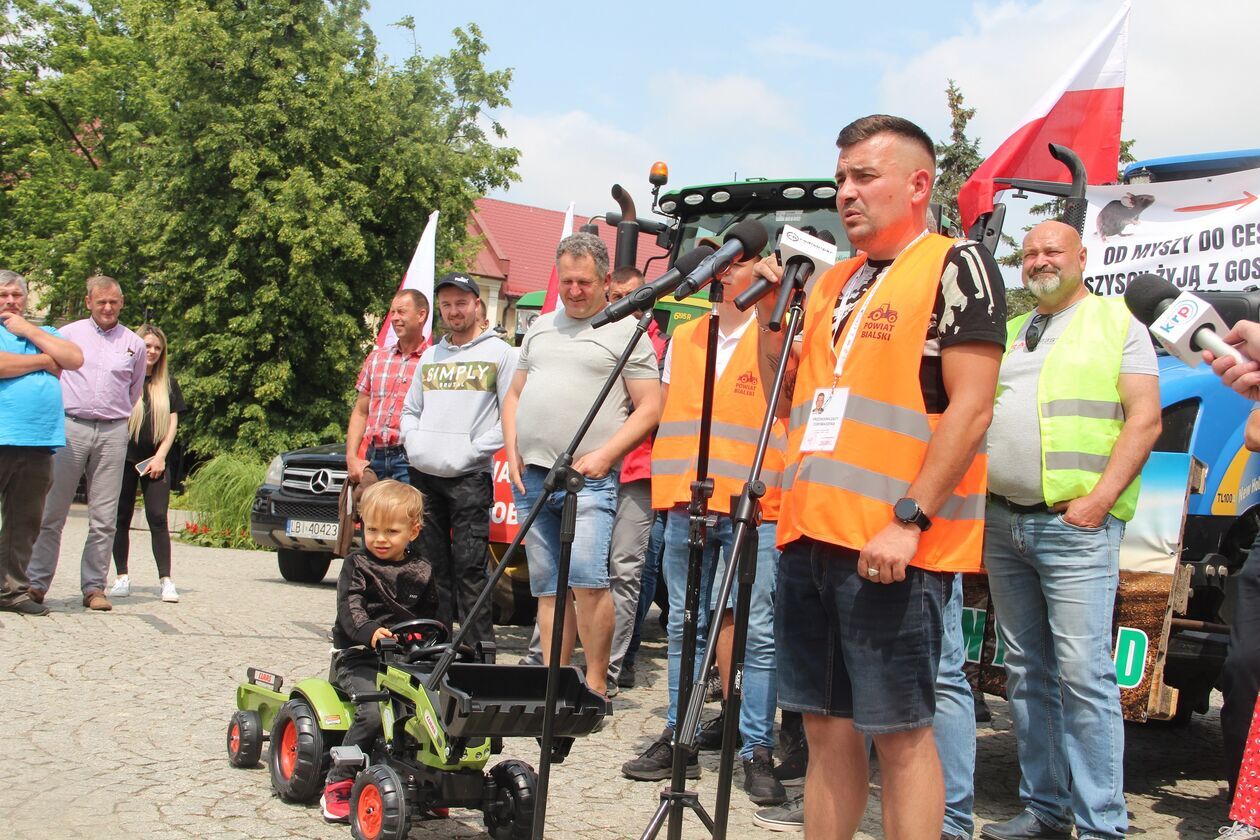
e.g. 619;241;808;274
27;416;130;596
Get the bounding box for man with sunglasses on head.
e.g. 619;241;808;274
980;220;1160;840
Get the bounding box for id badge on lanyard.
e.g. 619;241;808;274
799;233;925;454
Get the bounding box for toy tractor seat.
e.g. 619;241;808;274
429;663;609;740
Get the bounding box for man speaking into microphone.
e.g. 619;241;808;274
980;220;1159;840
752;115;1006;839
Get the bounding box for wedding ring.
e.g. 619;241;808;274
867;567;879;578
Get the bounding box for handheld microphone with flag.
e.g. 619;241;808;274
1123;274;1247;366
734;226;838;323
672;220;769;300
590;245;715;329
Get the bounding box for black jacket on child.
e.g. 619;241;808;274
331;546;440;650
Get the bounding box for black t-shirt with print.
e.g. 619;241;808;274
831;241;1007;413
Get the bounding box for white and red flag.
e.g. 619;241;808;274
376;209;439;347
957;0;1130;231
540;201;576;314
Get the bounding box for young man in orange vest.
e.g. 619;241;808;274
621;249;788;807
752;114;1007;839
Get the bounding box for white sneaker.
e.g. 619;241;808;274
109;576;131;597
160;578;179;603
1220;822;1260;839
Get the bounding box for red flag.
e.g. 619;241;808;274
541;201;575;314
957;1;1129;231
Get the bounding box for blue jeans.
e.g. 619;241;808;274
626;511;667;670
984;501;1127;838
662;508;717;734
367;445;411;483
934;572;976;838
707;516;779;758
513;465;617;595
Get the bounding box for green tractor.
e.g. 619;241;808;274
226;619;607;840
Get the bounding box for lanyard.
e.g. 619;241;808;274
831;230;929;384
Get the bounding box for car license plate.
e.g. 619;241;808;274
285;519;339;540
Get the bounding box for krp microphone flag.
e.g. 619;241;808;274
957;0;1129;231
541;201;575;314
377;210;439;348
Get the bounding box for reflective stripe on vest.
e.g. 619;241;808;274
651;315;787;518
1002;294;1138;521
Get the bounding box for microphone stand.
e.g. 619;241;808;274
424;309;655;840
638;274;727;840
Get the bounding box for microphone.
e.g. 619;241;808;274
734;225;838;312
1123;274;1247;366
591;245;715;328
673;220;769;300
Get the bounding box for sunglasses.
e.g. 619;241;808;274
1025;312;1052;352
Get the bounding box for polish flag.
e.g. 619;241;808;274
377;210;439;348
540;201;576;314
957;1;1130;231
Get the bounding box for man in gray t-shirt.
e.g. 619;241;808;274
501;232;660;697
980;221;1161;840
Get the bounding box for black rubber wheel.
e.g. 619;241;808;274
350;764;411;840
277;549;332;583
268;698;327;802
484;759;537;840
226;709;263;767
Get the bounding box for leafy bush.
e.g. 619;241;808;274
179;454;267;550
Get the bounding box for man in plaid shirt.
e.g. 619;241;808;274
345;290;430;485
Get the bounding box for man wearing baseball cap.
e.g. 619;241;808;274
400;272;516;646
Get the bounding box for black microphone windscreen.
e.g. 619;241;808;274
817;230;837;246
673;244;714;276
1123;273;1179;326
727;220;770;257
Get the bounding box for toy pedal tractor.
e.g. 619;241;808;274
227;618;608;840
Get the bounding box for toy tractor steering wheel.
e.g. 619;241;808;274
388;619;449;659
404;641;478;665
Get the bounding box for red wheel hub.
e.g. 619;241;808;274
229;722;241;754
357;784;383;838
278;720;297;778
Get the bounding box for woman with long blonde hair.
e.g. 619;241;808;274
110;325;186;602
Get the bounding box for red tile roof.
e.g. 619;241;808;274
470;197;670;297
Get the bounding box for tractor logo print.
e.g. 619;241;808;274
735;370;758;396
869;302;898;323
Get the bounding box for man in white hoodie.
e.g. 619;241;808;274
400;273;516;646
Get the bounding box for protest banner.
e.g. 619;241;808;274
1082;167;1260;296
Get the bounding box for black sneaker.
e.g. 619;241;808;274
974;687;993;724
753;791;803;831
743;745;787;806
696;708;726;751
773;750;806;787
621;732;700;781
618;663;637;689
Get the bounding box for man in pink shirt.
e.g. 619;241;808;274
27;275;147;611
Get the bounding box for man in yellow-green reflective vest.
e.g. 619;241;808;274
980;221;1161;840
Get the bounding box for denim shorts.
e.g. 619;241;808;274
775;538;948;734
513;465;617;596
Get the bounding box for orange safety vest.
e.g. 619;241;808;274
652;314;787;519
777;234;987;573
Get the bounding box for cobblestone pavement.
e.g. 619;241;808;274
0;508;1233;839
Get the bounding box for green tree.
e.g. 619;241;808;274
933;79;982;232
1;1;518;455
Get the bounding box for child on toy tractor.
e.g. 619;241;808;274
320;479;439;824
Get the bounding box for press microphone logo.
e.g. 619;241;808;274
1154;299;1201;337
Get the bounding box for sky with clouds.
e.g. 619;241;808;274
363;0;1257;229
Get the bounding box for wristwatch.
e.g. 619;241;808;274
894;497;932;532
